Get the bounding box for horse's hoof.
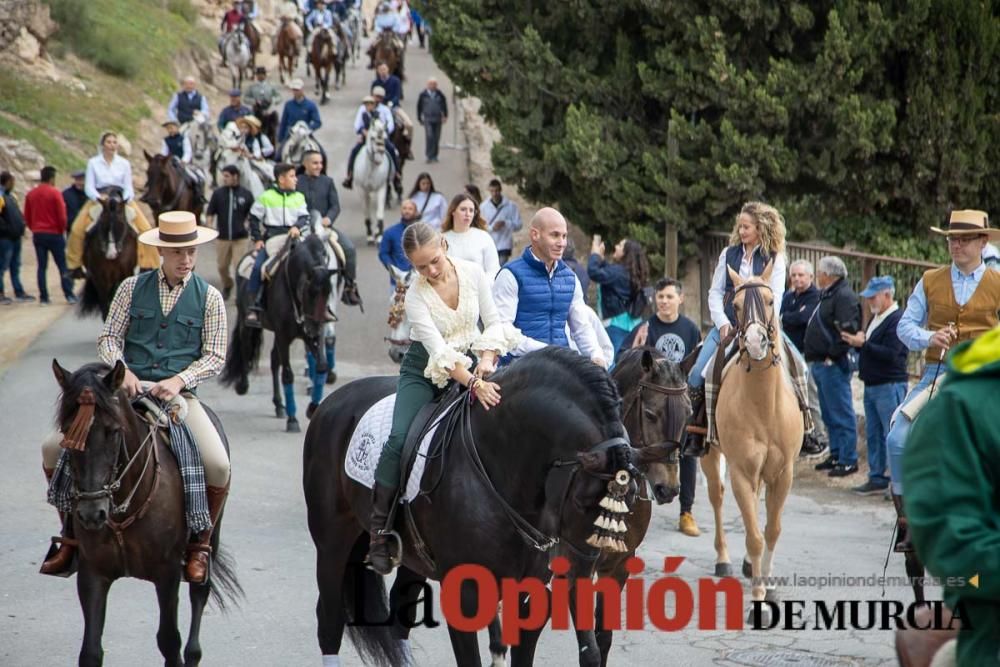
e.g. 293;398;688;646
714;562;733;577
286;418;301;433
235;378;249;395
306;402;319;420
748;605;772;628
764;588;780;603
275;406;286;419
742;558;753;579
325;370;337;385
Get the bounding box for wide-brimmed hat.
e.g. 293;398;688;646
930;209;999;238
162;119;180;128
371;85;386;97
361;94;375;104
139;211;218;248
240;114;261;128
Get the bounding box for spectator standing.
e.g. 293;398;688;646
840;275;908;495
588;236;649;362
167;76;211;124
0;172;34;304
780;258;828;457
278;79;322;143
217;90;252;130
480;179;523;266
378;199;418;285
803;256;862;477
408;172;447;230
371;62;403;108
24;167;75;305
416;78;447;163
205;165;254;301
442;193;500;283
62;170;88;237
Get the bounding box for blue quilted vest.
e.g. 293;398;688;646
722;245;774;326
164;134;185;159
505;247;576;349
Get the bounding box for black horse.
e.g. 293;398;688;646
220;234;334;432
252;99;280;148
51;360;242;666
303;347;670;666
79;187;137;321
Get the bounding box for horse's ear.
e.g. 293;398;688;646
104;360;126;393
641;349;654;373
679;345;700;377
143;149;153;162
577;450;608;474
727;265;742;288
52;359;71;391
761;260;774;282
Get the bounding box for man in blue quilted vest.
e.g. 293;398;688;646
493;207;607;367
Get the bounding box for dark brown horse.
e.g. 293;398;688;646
79;187;137;321
389;119;411;204
141;151;204;222
50;360;241;666
276;17;300;84
371;30;403;80
242;19;260;70
308;28;341;104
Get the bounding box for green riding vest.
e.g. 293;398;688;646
123;270;208;384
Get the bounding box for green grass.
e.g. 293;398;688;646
0;115;86;173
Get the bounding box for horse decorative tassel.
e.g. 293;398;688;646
586;469;631;552
61;388;97;451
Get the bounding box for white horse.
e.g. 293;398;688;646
385;266;413;363
215;122;273;199
280;120;324;169
352;117;391;244
181;110;217;179
223;29;252;89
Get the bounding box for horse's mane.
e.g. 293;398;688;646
612;347;686;390
57;362;121;426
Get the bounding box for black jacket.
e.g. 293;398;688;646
803;277;861;362
0;191;25;240
417;89;448;124
780;285;820;353
296;174;341;222
858;307;909;385
206;185;253;240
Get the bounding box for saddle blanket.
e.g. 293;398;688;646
345;393;459;502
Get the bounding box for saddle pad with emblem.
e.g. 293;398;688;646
345;393;458;502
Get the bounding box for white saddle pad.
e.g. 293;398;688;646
345;393;459;502
235;235;288;281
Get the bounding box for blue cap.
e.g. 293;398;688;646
860;275;894;298
229;88;242;97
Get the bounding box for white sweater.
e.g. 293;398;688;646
444;228;501;283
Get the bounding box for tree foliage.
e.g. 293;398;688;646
423;0;999;267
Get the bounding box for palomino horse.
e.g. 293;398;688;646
79;187;137;321
303;347;645;666
141;152;204;222
384;266;413;363
280;120;325;171
181;110;217;183
352;117;390;245
222;29;252;89
50;360;241;666
276;17;300;84
706;263;804;622
215;122;272;199
220;234;334;433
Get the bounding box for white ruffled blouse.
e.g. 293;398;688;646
405;257;522;387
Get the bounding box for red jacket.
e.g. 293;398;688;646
24;182;68;235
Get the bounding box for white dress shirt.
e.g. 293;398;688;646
353;103;394;134
84;153;135;202
707;245;787;330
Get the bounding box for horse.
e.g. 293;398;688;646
140;152;204;223
304;217;344;413
384;267;413;363
346;6;363;63
215;122;272;200
79;187;137;321
182;110;218;183
388;114;412;205
252;98;280;148
276;17;300;84
706;263;804;624
352;117;391;245
220;233;335;433
309;28;338;104
222;29;252;89
372;29;403;80
303;346;655;667
279;120;325;171
241;19;261;70
49;360;242;666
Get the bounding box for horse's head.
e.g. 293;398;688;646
89;187;131;261
140;151;177;212
52;360;132;531
367;118;387;158
727;261;778;362
611;348;692;505
289;235;335;369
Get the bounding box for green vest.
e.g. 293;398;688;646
123;271;208;384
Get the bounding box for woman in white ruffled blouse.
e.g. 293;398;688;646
368;221;522;574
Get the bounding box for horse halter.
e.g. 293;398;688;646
729;281;781;368
622;379;689;454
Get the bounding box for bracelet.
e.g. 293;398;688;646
468;377;481;392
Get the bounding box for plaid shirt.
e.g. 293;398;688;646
97;270;227;389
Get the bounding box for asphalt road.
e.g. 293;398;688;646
0;26;922;667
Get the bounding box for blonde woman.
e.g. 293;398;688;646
368;222;521;574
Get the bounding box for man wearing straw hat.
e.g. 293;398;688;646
39;211;232;583
886;209;1000;554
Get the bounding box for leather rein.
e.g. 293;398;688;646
729;281;781;370
622;378;689;455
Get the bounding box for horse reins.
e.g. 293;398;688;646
728;281;781;370
622;378;689;453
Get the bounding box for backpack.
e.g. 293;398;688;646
627;285;654;319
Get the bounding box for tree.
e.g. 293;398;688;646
422;0;999;267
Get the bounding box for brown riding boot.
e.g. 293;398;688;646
185;484;229;584
367;482;401;575
40;467;79;576
681;385;708;458
891;493;915;553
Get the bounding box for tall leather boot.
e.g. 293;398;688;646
367;482;401;575
682;385;708;458
40;467;78;576
891;493;914;553
185;483;229;584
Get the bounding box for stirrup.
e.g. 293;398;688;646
366;528;402;572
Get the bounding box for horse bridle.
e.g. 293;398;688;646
729;281;781;369
622;378;689;456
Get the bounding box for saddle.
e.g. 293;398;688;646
895;605;960;667
398;382;464;492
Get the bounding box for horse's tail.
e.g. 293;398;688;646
208;541;245;611
219;313;262;393
78;278;101;318
343;535;407;667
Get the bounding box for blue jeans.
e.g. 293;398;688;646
0;237;27;296
248;248;267;294
810;359;858;466
688;327;721;387
32;233;74;301
606;325;630;366
862;382;906;486
886;363;942;494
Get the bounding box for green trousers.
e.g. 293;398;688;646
374;342;447;487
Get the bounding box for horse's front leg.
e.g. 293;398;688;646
567;583;600;667
77;567;112;667
154;575;183;666
271;343;285;419
278;336;299;432
184;573;212;666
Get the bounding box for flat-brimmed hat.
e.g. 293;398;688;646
361;94;375;104
71;170;85;179
228;88;242;97
289;78;304;90
371;85;386;97
930;209;999;239
255;66;266;74
139;211;218;248
240;114;261;128
860;275;895;298
162;119;180;128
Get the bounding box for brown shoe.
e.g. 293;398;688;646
40;535;79;576
678;512;701;537
185;484;229;583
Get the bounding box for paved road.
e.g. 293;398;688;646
0;27;921;667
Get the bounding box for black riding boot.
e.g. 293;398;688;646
368;482;401;575
246;288;264;328
341;174;353;190
341;277;362;306
891;494;915;553
682;385;708;458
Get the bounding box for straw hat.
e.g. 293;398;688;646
242;115;262;129
139;211;218;248
930;210;999;239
